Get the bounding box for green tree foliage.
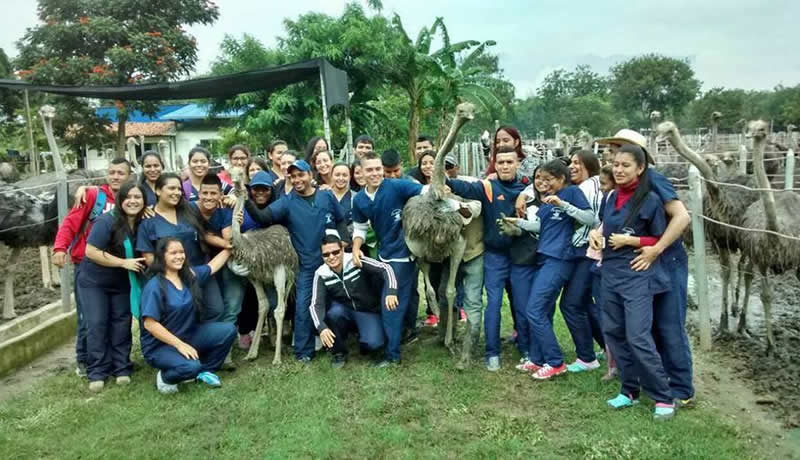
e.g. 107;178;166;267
0;48;22;119
15;0;219;155
610;54;701;128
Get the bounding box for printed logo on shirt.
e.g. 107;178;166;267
325;212;333;224
391;208;402;222
551;207;565;221
497;194;505;201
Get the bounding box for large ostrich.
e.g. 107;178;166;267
656;120;760;333
230;167;298;364
737;120;800;353
403;102;475;351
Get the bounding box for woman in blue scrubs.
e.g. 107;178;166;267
140;237;235;394
137;173;226;321
139;151;164;207
589;144;675;420
520;160;595;381
79;181;147;392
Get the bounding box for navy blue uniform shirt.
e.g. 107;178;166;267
136;213;207;266
80;212;131;289
537;185;591;260
352;179;422;261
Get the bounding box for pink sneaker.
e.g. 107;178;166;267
531;363;567;380
424;315;439;327
515;360;542;373
238;332;253;350
459;309;467;322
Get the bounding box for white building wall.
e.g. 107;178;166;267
174;129;222;165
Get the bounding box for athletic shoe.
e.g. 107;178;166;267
653;403;676;421
506;330;518;344
531;363;567;380
567;359;601;373
331;353;346;369
238;332;253;350
296;356;312;365
675;396;696;409
486;356;501;372
459;309;467;322
515;360;542;373
607;393;640;409
373;359;400;368
75;362;88;378
115;376;131;385
88;380;104;393
401;330;419;345
156;371;178;394
424;314;439;327
195;371;222;388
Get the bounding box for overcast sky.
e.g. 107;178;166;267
2;0;798;97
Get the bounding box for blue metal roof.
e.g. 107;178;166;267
95;104;187;122
95;103;243;122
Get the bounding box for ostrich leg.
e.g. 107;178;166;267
732;253;748;317
718;248;732;333
759;266;775;355
245;280;271;361
443;238;467;351
39;246;52;289
271;266;288;365
418;261;440;318
3;247;21;319
737;260;755;337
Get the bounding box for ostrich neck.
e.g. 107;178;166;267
752;136;779;232
232;189;245;243
666;130;718;195
41;117;65;175
431;117;469;195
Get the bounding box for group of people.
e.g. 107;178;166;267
52;125;694;420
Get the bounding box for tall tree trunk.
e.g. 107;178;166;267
115;112;127;159
407;90;420;165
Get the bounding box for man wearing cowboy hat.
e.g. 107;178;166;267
595;129;696;407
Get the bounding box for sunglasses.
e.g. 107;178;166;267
322;249;342;259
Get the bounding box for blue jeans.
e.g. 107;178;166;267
602;279;673;404
325;301;385;355
219;267;245;324
526;256;573;367
77;279;132;381
654;247;694;399
74;263;88;365
561;256;603;363
294;268;318;360
509;264;537;360
483;250;511;359
459;255;484;344
144;321;236;385
201;275;225;323
385;261;415;361
405;265;420;333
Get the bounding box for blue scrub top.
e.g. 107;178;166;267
352;179;422;261
136;212;207;266
337;189;353;226
79;212;132;289
647;169;685;259
139;265;212;356
536;185;590;260
141;183;158;207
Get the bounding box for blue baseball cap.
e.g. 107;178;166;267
287;159;312;174
249;171;273;188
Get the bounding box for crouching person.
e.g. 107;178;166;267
139;237;236;394
311;235;398;368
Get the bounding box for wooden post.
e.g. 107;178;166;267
23;90;39;175
319;67;332;151
786;149;795;190
689;165;711;350
738;144;748;175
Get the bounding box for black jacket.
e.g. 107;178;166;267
310;253;397;332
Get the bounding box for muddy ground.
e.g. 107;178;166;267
0;246;61;323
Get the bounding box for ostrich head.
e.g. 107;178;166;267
453;102;475;129
126;137;139;147
649;111;662;123
38;105;56;120
711;111;722;122
745;120;769;140
230;166;247;189
655;121;678;143
787;124;796;134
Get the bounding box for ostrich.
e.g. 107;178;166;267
710;111;722;153
656;120;761;333
229;167;298;364
736;120;800;353
649;110;662;157
403;102;475;352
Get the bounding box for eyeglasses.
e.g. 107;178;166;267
322;249;342;259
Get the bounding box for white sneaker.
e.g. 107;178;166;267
88;380;104;393
486;356;501;372
156;371;178;394
115;376;131;385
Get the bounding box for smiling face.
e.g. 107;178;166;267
290;169;313;195
142;155;163;184
569;154;589;184
189;152;209;179
352;165;365;186
199;183;221;213
538;170;567;195
332;164;350;191
362;158;384;189
321;241;344;272
164;240;186;273
250;185;271;205
355;142;373;158
156;177;183;208
533;169;548;195
415;140;433;160
229;149;249;169
280;154;297;177
314;139;328;155
495;129;519;153
494;152;518;181
420;154;434;179
121;187;145;217
248;161;264;179
106;162;131;192
613;151;644;187
269;144;287;167
315;151;333;176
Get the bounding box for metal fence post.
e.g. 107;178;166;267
738;144;748;175
785;149;795;190
689;165;711;350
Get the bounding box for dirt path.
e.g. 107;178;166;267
0;339;74;402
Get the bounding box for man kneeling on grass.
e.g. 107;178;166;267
310;234;398;368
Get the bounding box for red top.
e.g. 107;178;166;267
614;179;658;247
53;184;116;264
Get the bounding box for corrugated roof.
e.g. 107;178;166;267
159;104;244;121
95;104;187;122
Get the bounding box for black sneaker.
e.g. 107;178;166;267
373;359;400;368
402;330;419;345
331;353;346;369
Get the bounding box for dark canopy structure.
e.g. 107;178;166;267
0;58;349;108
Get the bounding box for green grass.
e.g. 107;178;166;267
0;299;766;459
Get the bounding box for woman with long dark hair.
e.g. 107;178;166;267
589;144;675;419
305;136;329;162
139;237;234;394
79;181;147;392
485;125;525;177
312;149;334;187
409;151;435;185
136;173;226;321
140;151;165;206
183;147;232;201
350;160;365;192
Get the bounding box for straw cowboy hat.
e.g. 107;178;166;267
595;129;655;164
